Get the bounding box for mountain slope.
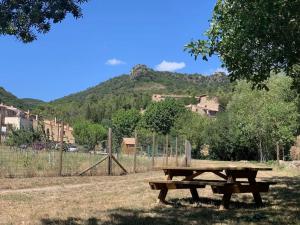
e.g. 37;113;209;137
0;87;44;110
54;65;229;104
36;65;232;123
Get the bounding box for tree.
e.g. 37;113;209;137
143;99;186;135
112;109;141;145
172;110;210;158
186;0;300;90
210;75;299;161
0;0;88;43
6;128;43;147
73;120;106;150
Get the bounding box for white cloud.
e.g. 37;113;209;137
105;58;126;66
155;60;186;72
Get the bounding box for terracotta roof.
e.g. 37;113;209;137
122;138;136;145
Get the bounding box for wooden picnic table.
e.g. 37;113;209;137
149;166;274;209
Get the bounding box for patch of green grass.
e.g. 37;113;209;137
0;193;33;202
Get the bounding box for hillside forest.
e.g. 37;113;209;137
1;65;299;162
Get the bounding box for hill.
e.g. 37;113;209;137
0;87;44;110
0;87;43;110
35;65;232;124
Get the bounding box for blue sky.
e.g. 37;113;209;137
0;0;222;102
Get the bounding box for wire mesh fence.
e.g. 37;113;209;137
0;129;190;178
0;146;106;177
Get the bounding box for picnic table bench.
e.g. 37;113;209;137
149;166;275;209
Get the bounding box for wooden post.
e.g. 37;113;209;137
276;142;280;165
165;134;169;166
56;118;59;142
185;140;191;167
175;136;178;166
133;131;137;173
59;121;64;176
0;114;2;144
107;128;112;175
152;133;155;169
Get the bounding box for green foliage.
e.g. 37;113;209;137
0;0;88;42
186;0;300;91
172;111;210;158
112;109;141;144
208;76;299;161
143;99;186;135
73;120;107;150
6;128;42;147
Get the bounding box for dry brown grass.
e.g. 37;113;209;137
0;161;299;225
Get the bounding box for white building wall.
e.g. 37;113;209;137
5;117;21;129
5;117;33;130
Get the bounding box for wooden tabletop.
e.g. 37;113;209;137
157;166;273;171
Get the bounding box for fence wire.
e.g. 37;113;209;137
0;131;189;178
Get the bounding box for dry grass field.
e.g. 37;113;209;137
0;161;299;225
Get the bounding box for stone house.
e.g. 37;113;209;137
151;94;221;117
43;118;75;144
186;95;220;116
0;103;75;144
0;103;34;131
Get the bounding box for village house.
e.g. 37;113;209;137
0;103;75;144
43;118;75;144
151;94;221;116
186;95;220;116
0;103;34;131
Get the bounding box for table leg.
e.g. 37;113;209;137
190;188;200;201
220;172;235;209
157;172;173;204
220;193;232;210
158;188;168;204
248;175;263;207
252;192;263;206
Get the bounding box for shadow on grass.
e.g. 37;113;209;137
41;176;300;225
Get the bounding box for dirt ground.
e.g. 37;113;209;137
0;163;299;225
